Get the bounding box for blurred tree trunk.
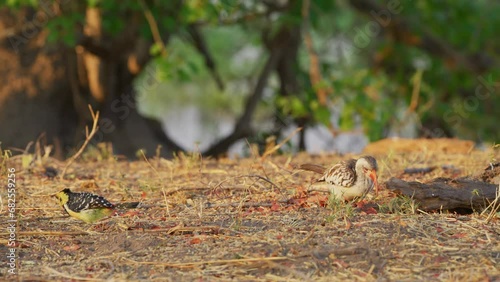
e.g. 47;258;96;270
272;23;306;150
0;6;181;158
0;7;74;158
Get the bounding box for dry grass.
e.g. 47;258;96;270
0;141;499;281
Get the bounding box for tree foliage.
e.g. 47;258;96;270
1;0;498;156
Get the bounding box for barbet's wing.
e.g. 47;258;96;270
66;192;114;212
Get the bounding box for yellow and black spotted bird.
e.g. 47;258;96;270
55;188;139;223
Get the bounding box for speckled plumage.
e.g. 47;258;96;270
305;156;379;201
55;189;140;223
319;159;357;187
55;188;115;223
64;189;114;211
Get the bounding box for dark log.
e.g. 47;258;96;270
403;167;436;175
385;177;499;212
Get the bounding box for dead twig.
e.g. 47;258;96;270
18;215;68;222
310;245;369;259
406;69;423;116
60;105;99;180
122;256;289;268
299;228;316;244
141;224;244;236
480;184;500;223
122;245;372;270
204;202;274;209
139;150;170;218
162;184;266;197
163;186;216;196
0;231;90;236
236;174;281;190
44;266;104;281
260;257;310;280
261;127;302;159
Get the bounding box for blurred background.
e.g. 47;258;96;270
0;0;498;159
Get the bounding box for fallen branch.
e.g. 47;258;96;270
385;177;499;212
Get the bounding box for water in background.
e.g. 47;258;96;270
160;104;369;157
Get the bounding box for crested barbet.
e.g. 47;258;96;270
55;188;139;223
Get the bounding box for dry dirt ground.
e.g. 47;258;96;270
1;139;499;281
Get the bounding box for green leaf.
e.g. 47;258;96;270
150;43;163;56
339;105;354;130
87;0;100;7
312;103;331;126
290;97;308;117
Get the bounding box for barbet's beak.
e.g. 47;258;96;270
368;170;379;196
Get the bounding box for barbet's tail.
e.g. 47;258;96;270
114;202;141;209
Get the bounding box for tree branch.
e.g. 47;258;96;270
385;177;499;212
301;0;330;105
203;44;282;157
273;22;309;149
76;34;113;59
138;0;168;57
0;8;59;41
143;117;186;153
188;24;225;90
